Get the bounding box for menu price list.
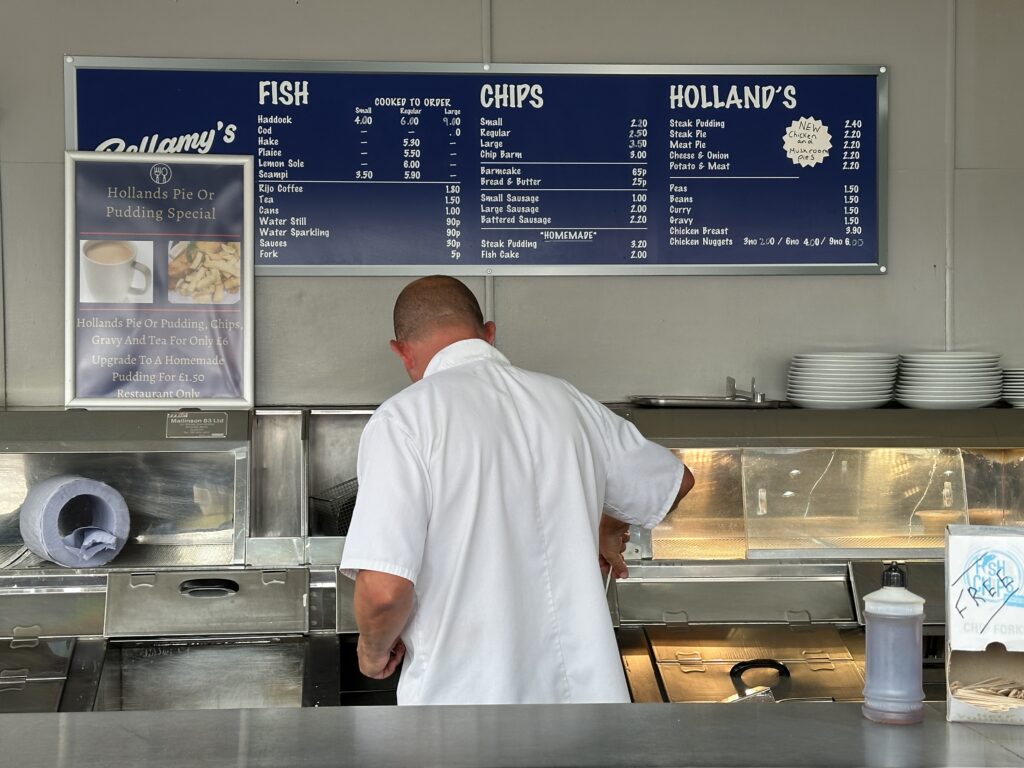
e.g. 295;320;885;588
74;68;882;269
254;88;469;266
249;82;660;266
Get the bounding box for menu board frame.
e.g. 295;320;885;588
65;56;888;276
65;150;254;409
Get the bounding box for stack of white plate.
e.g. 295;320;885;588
1003;368;1024;407
896;353;1002;409
787;353;898;409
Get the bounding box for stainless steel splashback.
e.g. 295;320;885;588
249;410;305;566
250;408;373;567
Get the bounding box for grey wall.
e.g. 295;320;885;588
953;1;1024;358
0;161;5;407
0;0;1021;406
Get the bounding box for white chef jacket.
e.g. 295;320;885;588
340;339;685;705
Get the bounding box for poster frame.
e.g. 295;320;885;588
64;150;254;410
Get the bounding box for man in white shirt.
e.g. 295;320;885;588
340;276;693;705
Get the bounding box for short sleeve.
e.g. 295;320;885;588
339;414;431;583
598;409;685;530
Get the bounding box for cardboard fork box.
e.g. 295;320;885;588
946;525;1024;724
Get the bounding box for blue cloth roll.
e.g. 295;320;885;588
19;475;130;567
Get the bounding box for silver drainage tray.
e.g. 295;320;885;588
105;568;308;637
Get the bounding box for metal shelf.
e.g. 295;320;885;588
0;407;251;451
615;406;1024;448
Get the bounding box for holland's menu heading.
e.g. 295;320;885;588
670;84;797;110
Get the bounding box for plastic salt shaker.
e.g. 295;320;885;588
862;562;926;724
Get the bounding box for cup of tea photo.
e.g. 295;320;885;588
80;240;153;304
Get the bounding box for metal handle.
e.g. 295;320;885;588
726;376;764;403
729;658;793;700
730;659;791;679
0;668;30;692
178;578;240;598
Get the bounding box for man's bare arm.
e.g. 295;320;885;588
600;466;694;579
354;570;415;679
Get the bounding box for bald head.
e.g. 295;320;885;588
389;276;496;383
393;275;485;341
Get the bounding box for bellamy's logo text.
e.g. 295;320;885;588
95;121;237;154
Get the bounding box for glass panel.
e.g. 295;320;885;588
1007;449;1024;527
0;455;29;555
652;449;744;560
963;449;1009;526
961;448;1024;528
742;447;967;557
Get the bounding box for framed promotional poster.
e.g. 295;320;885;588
65;151;254;409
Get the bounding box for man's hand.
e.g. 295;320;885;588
358;636;406;679
598;467;694;581
599;514;631;580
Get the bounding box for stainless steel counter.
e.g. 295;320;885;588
0;702;1022;767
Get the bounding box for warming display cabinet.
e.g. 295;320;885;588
613;406;1024;705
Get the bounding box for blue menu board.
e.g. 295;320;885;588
66;152;253;409
67;59;887;275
